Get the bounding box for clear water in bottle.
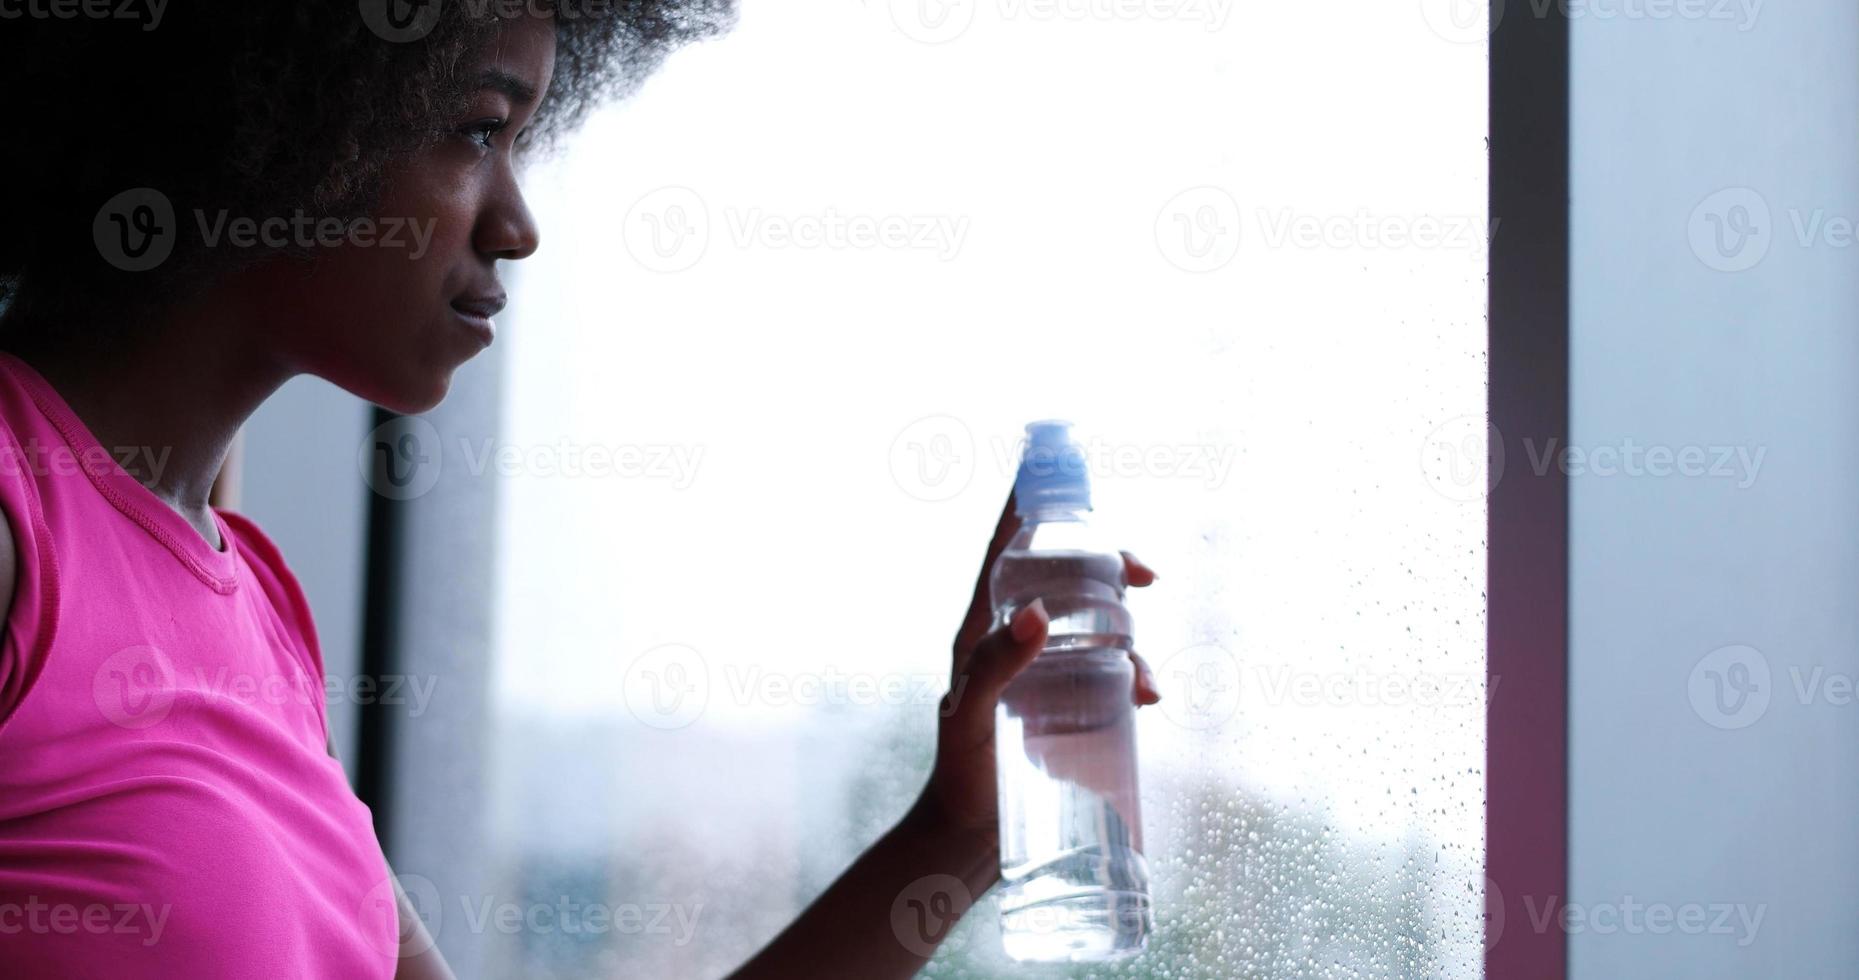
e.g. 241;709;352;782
990;421;1151;962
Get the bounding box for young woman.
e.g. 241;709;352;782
0;5;1159;977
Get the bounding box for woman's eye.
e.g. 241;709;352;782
462;117;507;148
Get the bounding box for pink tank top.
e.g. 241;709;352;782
0;352;397;977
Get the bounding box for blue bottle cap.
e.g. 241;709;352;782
1014;420;1091;514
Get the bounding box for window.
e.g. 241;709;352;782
450;4;1486;976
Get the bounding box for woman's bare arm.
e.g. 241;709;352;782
324;733;457;980
727;793;1000;979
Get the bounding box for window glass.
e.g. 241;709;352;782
486;4;1487;976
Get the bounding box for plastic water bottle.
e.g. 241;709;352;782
990;420;1151;962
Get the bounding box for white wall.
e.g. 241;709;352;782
1571;3;1859;976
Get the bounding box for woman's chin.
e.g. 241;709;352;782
334;364;455;417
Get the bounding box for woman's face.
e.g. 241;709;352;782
248;15;554;414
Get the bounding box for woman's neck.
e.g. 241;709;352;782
8;304;294;545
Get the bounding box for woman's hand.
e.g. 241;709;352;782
730;493;1158;978
918;493;1161;837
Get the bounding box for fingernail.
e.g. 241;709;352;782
1010;599;1048;644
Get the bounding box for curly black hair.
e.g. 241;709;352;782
0;0;733;331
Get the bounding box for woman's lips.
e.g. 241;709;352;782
451;293;506;344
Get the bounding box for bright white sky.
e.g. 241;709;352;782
490;0;1484;965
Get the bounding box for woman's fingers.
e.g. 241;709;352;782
1119;553;1160;704
1121;551;1158;588
1129;650;1161;705
953;493;1023;678
941;600;1047;752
